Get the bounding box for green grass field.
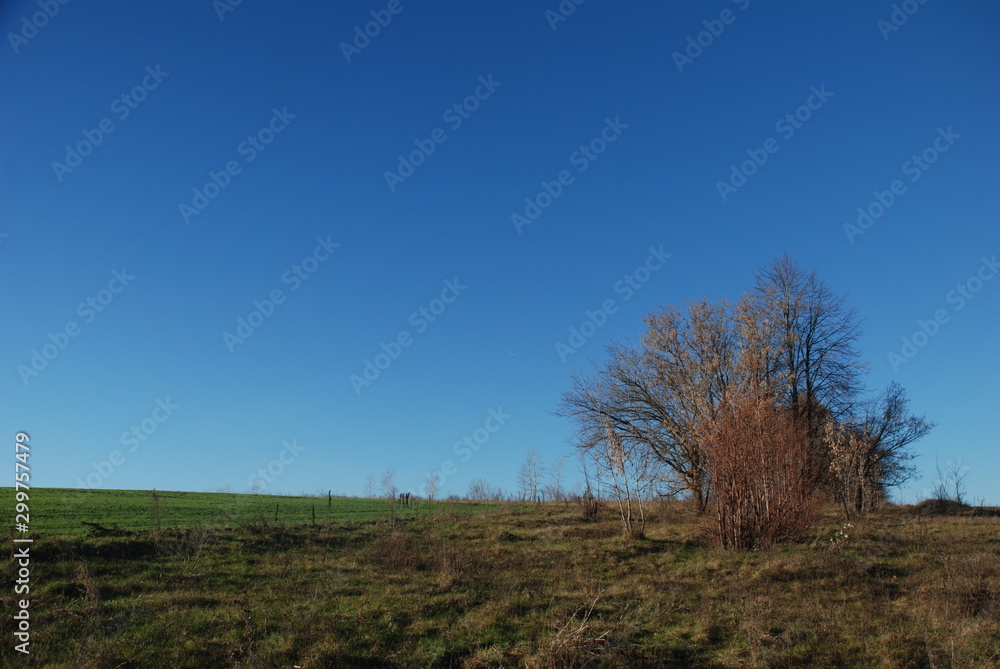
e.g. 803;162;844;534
2;487;494;535
1;489;998;667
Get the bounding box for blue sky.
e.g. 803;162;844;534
2;1;997;503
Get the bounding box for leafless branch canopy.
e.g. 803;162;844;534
559;254;934;524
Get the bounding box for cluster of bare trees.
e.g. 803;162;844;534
931;459;970;506
363;461;567;504
516;449;544;502
560;254;935;548
514;451;571;503
581;422;673;538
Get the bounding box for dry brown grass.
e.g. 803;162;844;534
3;500;998;667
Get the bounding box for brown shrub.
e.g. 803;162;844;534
703;392;822;550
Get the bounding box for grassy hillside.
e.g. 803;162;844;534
1;487;492;535
0;492;997;667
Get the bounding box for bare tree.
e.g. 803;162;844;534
517;449;545;502
546;455;568;502
559;255;933;532
562;300;738;512
747;253;866;443
825;421;874;519
364;473;375;499
857;382;933;492
380;469;397;500
643;299;740;509
828;382;935;517
424;471;440;501
467;477;503;501
932;459;969;505
588;422;665;539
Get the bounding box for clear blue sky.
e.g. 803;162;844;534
2;1;997;504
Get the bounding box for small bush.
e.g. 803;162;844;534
703;393;822;550
913;498;973;516
574;488;600;521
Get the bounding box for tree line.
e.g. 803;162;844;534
362;452;571;505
